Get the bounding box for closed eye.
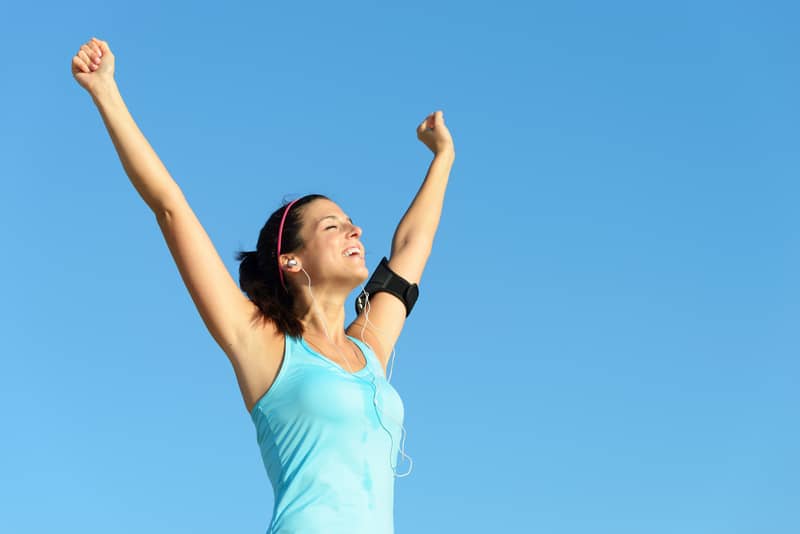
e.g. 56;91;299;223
326;225;337;230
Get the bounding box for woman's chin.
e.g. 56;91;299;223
351;265;370;286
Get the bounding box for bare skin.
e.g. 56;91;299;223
73;37;456;414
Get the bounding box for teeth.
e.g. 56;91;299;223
343;247;361;257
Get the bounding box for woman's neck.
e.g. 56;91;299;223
294;287;349;344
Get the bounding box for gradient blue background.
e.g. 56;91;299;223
1;1;798;533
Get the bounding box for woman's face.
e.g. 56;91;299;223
291;198;369;289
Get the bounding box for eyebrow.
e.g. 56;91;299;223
317;214;353;226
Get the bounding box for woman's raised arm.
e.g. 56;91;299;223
347;111;455;370
72;38;271;359
73;38;182;214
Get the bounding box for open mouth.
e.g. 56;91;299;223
342;246;362;258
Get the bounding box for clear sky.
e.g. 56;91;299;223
1;1;798;533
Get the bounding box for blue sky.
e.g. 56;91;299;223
1;1;798;533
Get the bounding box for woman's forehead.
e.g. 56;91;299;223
304;198;347;222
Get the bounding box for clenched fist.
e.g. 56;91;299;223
72;37;115;95
416;111;455;156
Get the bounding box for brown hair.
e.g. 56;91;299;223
235;194;329;337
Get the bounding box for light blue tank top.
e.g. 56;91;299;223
250;334;405;534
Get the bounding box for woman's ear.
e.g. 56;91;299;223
279;254;300;271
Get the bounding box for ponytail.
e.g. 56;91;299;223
235;194;328;337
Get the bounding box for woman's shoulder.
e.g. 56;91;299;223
228;320;288;415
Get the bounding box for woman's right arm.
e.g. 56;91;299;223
72;38;278;359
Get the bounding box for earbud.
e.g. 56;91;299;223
286;259;298;267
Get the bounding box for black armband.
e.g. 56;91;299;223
355;257;419;317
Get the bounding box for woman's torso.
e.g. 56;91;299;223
246;331;405;533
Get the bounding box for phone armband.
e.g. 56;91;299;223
355;257;419;317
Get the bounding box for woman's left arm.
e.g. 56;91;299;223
347;111;455;369
391;111;455;281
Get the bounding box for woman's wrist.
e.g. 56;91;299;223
89;78;120;107
433;145;455;160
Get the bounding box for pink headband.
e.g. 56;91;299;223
277;198;300;290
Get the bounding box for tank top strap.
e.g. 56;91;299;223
347;335;385;378
285;334;325;366
284;334;305;357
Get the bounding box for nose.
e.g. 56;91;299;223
348;223;362;239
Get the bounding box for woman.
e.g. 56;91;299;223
72;37;455;533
